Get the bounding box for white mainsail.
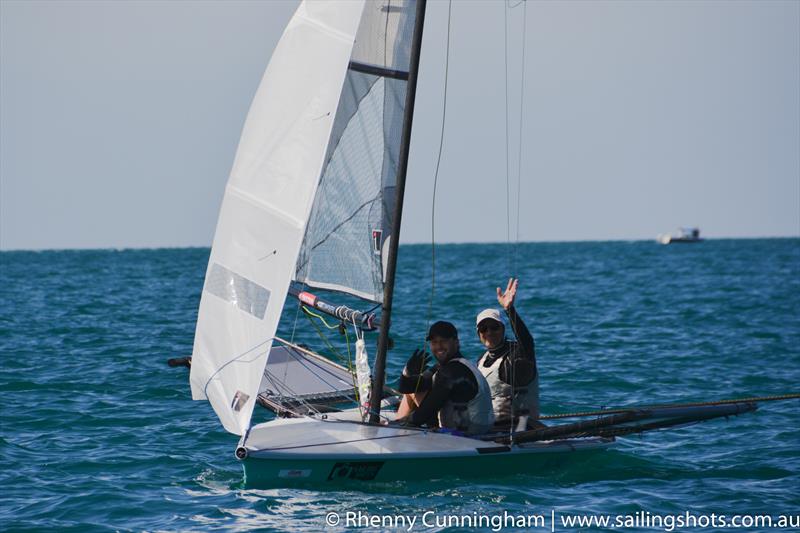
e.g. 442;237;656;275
190;1;366;435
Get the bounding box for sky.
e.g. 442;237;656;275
1;0;798;251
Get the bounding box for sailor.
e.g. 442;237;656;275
476;278;541;430
395;321;494;435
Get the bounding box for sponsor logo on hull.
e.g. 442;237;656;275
328;461;384;481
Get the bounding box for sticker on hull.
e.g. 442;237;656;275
278;469;312;479
327;461;384;481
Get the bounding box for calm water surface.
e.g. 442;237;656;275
1;239;798;531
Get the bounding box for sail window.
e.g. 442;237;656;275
204;263;270;320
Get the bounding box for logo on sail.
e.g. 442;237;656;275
230;390;250;412
372;230;382;255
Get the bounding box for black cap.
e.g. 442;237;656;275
426;321;458;340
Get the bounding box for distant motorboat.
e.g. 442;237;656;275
657;227;703;244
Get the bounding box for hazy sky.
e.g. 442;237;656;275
1;0;798;250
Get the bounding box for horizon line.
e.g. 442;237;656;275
2;234;798;253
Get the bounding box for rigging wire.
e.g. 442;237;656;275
504;1;511;272
503;0;529;440
503;0;513;444
384;0;390;69
503;0;528;277
514;0;527;275
264;337;362;418
289;283;306;344
300;306;353;365
301;306;361;406
427;0;453;336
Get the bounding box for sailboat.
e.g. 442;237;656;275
187;0;766;485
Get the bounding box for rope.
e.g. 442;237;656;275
289;283;306;344
514;0;527;275
301;306;341;330
503;1;511;270
503;1;512;443
502;0;529;441
408;0;457;409
499;0;527;276
539;393;800;420
301;306;350;369
427;0;453;338
264;337;362;418
301;305;356;373
298;310;360;411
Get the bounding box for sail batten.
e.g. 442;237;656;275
296;279;382;304
349;61;410;80
226;184;305;229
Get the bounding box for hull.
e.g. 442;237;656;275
657;229;702;244
241;440;613;486
237;417;613;486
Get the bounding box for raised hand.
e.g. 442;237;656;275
403;349;430;377
496;278;518;311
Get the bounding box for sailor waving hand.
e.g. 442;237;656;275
476;278;541;431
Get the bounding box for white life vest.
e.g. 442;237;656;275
478;348;539;423
437;358;494;435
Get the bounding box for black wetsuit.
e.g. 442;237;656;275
480;306;537;387
398;353;481;428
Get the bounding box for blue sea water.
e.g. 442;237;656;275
1;239;798;532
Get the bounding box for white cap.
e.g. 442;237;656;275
476;308;503;327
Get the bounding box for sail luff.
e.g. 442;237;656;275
368;0;427;424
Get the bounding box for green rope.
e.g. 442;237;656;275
300;305;360;405
301;306;341;330
301;306;347;365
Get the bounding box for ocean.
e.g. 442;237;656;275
1;239;798;531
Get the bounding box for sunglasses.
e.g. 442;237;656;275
478;322;502;334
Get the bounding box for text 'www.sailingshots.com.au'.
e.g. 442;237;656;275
324;510;800;531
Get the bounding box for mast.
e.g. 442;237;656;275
368;0;427;424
